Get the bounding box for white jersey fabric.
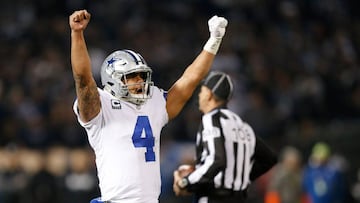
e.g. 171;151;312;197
73;86;168;203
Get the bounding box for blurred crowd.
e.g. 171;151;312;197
0;145;99;203
1;0;360;202
263;142;352;203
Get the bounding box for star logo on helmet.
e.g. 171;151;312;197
107;58;116;66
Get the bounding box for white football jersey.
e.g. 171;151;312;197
73;86;168;203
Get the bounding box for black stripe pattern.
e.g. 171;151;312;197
188;108;257;192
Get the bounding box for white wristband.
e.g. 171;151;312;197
203;37;222;55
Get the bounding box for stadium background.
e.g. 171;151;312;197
0;0;359;202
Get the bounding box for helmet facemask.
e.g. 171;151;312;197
101;50;154;105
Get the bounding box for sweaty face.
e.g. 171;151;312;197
123;72;147;94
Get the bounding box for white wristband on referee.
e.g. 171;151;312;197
203;37;222;55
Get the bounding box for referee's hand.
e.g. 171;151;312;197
173;170;192;196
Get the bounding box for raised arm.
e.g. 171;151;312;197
69;10;100;122
166;16;228;120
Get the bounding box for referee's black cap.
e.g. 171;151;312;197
203;71;234;101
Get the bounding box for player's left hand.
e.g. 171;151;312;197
208;15;228;39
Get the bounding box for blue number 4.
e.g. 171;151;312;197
132;116;155;162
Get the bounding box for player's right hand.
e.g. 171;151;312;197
69;10;91;32
208;15;228;39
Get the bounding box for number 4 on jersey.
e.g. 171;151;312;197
132;116;155;162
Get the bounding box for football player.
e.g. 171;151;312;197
69;9;228;203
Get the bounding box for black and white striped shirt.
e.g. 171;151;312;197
187;107;277;195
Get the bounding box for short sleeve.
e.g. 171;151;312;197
73;98;103;149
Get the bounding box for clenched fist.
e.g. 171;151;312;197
208;15;228;39
69;10;91;32
203;15;228;54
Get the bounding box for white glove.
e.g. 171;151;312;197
203;15;228;54
208;15;228;39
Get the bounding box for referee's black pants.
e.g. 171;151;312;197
194;190;246;203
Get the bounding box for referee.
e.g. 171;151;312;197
173;71;278;203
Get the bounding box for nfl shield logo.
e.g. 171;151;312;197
111;99;121;109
